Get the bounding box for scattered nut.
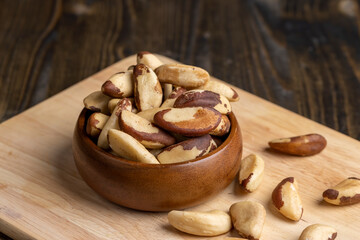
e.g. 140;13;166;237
197;80;239;102
137;51;163;70
97;98;132;149
155;63;209;88
101;71;133;98
154;107;221;137
83;91;111;114
299;224;337;240
229;201;266;240
119;110;176;149
108;129;159;164
133;64;163;111
272;177;303;221
157;134;216;164
168;209;232;237
268;133;327;156
209;115;231;136
239;154;265;192
174;89;231;115
86;112;109;138
323;177;360;205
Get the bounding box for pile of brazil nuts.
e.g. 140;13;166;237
82;52;360;239
83;51;239;164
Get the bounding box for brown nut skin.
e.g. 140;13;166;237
86;112;109;138
272;177;303;221
174;89;231;115
155;63;210;88
101;71;133;98
298;224;337;240
133;64;163;111
268;133;326;156
119;110;176;149
157;134;217;164
323;177;360;205
154;107;222;137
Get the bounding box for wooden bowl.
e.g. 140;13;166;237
72;108;243;211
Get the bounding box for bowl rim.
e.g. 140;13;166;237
77;108;239;169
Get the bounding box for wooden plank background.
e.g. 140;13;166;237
0;0;359;141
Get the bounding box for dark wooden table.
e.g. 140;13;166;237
0;0;359;239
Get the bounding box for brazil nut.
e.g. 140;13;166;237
154;107;221;137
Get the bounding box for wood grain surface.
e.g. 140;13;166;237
0;0;359;143
0;55;359;240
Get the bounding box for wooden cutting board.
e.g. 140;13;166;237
0;55;359;240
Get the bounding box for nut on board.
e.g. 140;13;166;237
272;177;303;221
268;133;326;156
323;177;360;205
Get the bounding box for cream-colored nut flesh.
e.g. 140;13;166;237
162;83;173;100
108;129;159;164
323;177;360;205
108;98;121;113
155;64;210;88
299;224;337;240
229;201;266;240
97;99;132;149
119;110;175;149
83;91;111;114
168;210;231;237
137;107;169;123
157;135;216;164
197;80;239;101
86;112;109;138
136;51;163;70
239;154;265;192
133;64;163;111
154;107;221;137
272;177;303;221
268;133;327;156
161;98;176;108
101;71;133;98
174;89;231;114
209;115;231;136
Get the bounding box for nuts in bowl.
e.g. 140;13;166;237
72;52;242;211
